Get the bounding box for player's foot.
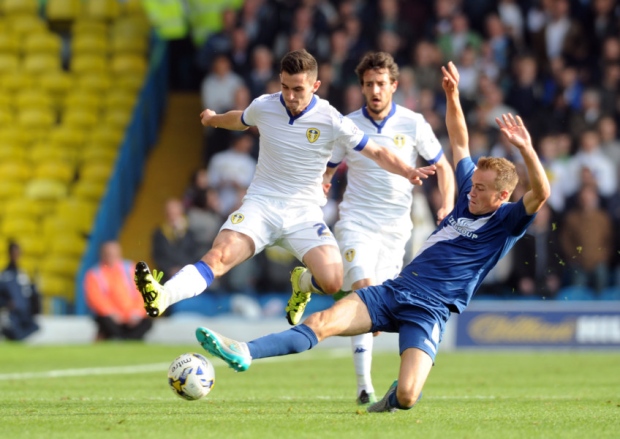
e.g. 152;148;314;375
195;327;252;372
285;266;312;325
367;380;398;413
134;261;167;317
356;390;377;406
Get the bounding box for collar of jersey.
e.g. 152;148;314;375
280;94;318;125
362;102;396;133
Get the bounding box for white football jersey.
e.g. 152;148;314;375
241;93;368;206
330;103;444;231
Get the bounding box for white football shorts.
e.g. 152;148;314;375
220;195;338;261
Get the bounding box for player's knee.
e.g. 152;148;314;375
304;312;329;340
317;277;342;295
396;388;420;409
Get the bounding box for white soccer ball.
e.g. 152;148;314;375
167;353;215;401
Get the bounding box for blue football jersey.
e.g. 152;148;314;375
388;157;536;313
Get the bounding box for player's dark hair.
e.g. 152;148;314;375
355;51;399;85
280;49;318;81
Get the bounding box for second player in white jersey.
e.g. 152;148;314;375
323;52;455;406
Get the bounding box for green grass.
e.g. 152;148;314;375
0;343;618;439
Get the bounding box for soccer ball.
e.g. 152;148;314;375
167;353;215;401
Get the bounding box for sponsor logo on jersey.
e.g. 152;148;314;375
345;249;356;262
448;215;479;239
230;213;245;224
306;128;320;143
393;134;406;148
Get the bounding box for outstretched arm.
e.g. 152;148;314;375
441;62;470;168
495;113;550;215
200;109;249;131
361;139;436;186
434;154;456;222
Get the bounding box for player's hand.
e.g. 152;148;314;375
407;165;436;186
322;182;331;197
200;109;217;127
495;113;532;150
441;61;459;94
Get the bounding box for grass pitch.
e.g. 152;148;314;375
0;343;618;439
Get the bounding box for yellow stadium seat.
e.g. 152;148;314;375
14;234;46;258
0;53;19;73
103;107;132;129
71;19;108;37
71;33;108;56
0;108;14;127
70;54;108;74
104;90;136;111
63;108;98;129
0;126;30;146
18;108;57;130
19;255;39;279
79;161;113;183
0;142;25;161
3;198;46;219
22;32;62;56
1;216;38;237
0;160;31;182
72;179;106;200
2;0;39;16
63;91;101;112
55;197;98;233
15;89;54;109
39;255;81;277
24;178;68;200
0;33;20;54
8;15;47;35
29;141;72;165
110;33;148;56
37;272;73;297
49;125;86;149
49;232;87;257
40;71;74;109
34;160;75;184
120;0;146;17
0;180;23;200
46;0;82;22
23;53;62;75
83;0;120;21
115;74;145;92
80;144;118;165
110;54;147;76
0;71;36;93
77;72;112;93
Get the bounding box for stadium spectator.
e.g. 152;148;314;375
134;49;435;324
152;198;202;283
200;54;245;115
323;51;455;405
0;242;40;341
206;133;257;217
195;7;238;75
246;45;276;99
559;183;614;292
84;241;152;341
194;62;552;414
437;12;483;62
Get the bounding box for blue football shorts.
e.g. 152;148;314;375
355;284;450;361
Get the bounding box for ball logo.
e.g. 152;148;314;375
306;128;320;143
230;213;245;224
393;134;406;148
345;249;356;262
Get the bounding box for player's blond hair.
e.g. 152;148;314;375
355;51;399;84
280;49;318;81
476;157;519;194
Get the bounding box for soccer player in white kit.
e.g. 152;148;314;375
133;49;436;322
323;52;456;405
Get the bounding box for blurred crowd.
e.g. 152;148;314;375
161;0;620;301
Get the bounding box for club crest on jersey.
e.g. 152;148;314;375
230;213;244;224
344;249;356;262
306;128;320;143
393;134;406;148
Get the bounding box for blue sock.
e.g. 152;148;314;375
193;261;214;288
311;277;325;294
388;389;414;410
247;324;318;359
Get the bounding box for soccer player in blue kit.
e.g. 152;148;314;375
194;62;551;413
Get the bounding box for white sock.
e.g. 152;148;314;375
163;264;209;306
351;332;374;394
299;269;325;294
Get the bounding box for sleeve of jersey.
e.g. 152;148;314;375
328;140;346;167
499;198;537;236
416;121;444;164
337;114;368;151
455;157;475;195
240;98;259;126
